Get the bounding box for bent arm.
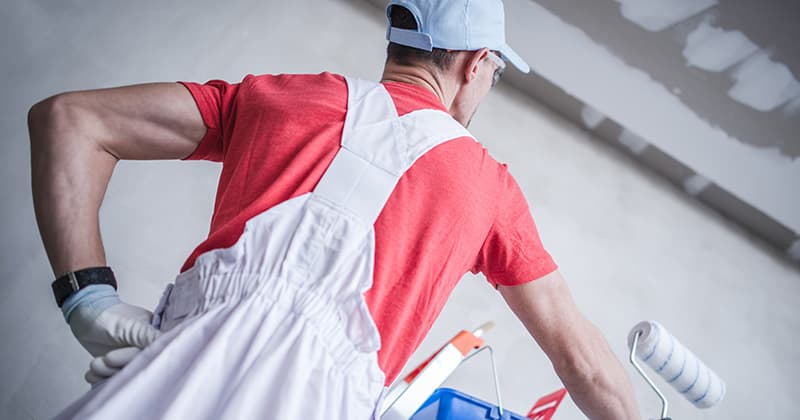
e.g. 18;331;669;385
28;83;206;278
498;271;640;420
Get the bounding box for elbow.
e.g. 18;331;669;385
28;94;68;142
28;97;49;138
29;94;59;126
28;93;90;153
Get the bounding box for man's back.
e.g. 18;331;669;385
178;72;556;383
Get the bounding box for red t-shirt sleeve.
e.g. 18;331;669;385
177;79;242;162
471;167;558;287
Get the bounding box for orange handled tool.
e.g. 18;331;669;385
381;322;492;419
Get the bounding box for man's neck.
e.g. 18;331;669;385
381;63;455;109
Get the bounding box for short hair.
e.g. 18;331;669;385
386;6;457;72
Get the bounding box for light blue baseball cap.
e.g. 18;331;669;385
386;0;530;73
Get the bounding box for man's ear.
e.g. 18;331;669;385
462;48;490;84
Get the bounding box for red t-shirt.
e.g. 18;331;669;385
178;72;557;384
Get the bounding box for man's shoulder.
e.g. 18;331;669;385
235;72;348;108
242;71;346;88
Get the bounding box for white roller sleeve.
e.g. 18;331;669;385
627;321;726;409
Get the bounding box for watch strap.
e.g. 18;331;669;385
52;266;117;307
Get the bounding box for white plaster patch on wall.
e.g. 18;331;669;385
615;0;717;32
787;239;800;262
683;174;711;195
683;18;759;72
618;129;649;155
728;52;800;112
508;1;800;232
581;105;606;129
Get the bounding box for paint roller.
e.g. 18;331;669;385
628;321;726;419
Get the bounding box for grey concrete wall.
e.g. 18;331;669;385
498;0;800;261
1;0;798;419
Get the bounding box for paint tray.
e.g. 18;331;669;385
410;388;528;420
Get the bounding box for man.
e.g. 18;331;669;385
28;0;640;418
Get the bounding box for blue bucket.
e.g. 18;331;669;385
410;388;528;420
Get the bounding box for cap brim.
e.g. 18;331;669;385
497;44;530;74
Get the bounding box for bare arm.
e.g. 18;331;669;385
498;271;640;420
27;83;206;278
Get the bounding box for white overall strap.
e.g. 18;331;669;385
314;77;473;224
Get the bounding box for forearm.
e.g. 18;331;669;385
28;94;117;277
498;273;640;420
554;323;639;420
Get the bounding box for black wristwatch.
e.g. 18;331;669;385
52;266;118;307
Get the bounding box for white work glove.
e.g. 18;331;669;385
84;347;141;385
62;284;161;384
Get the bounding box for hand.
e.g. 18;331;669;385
68;298;161;356
62;285;161;383
85;346;141;385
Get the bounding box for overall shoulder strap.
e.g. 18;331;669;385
313;77;474;225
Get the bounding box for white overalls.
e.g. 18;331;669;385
53;77;472;420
